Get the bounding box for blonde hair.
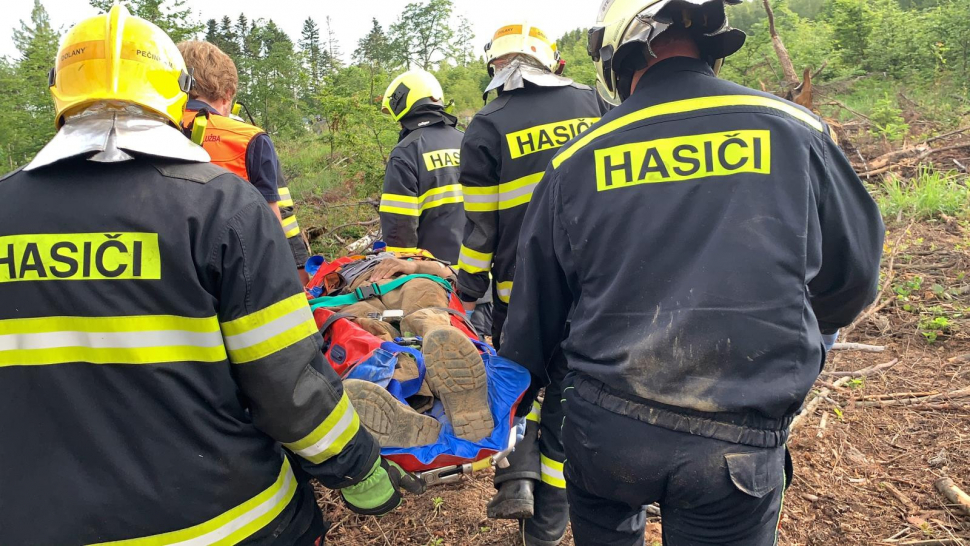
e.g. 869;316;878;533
177;40;238;102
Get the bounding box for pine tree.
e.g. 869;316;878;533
89;0;203;42
300;17;322;92
4;0;59;168
323;16;343;76
354;18;394;99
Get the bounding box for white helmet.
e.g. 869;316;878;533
588;0;746;103
484;23;564;75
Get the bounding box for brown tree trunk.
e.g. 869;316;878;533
762;0;800;88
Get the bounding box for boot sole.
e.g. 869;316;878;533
423;328;494;442
487;498;534;520
344;379;442;448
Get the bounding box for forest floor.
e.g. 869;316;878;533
297;111;970;545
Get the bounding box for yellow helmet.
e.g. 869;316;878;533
49;4;193;127
588;0;745;103
381;69;444;122
484;23;563;75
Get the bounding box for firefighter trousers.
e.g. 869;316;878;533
561;373;789;546
494;354;569;544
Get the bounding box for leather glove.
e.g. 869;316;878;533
514;376;542;418
341;458;423;516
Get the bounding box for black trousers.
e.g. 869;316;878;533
562;376;788;546
493;355;570;543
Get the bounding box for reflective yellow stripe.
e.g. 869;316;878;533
0;315;226;367
280;215;300;238
462;172;543;212
526;400;541;423
284;392;360;464
385;246;421;253
540;453;566;489
220;293;317;364
457;245;493;274
496;281;513;304
381;185;463;216
278;187;294;208
90;457;297;546
553;95;824;169
379;204;421;217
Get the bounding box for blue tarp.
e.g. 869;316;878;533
379;348;531;465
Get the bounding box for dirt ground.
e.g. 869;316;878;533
313;219;970;545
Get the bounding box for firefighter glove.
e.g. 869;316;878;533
341;458;417;515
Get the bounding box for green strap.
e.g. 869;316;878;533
309;274;453;310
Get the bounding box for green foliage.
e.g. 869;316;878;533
89;0;203;43
558;29;597;88
389;0;459;70
869;93;910;142
0;0;58;170
876;168;970;220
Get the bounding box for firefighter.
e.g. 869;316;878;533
380;69;464;263
0;7;411;544
457;22;604;546
500;1;885;544
177;40;311;285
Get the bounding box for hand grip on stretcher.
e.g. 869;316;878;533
415;445;516;488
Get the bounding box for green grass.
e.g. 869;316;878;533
875;167;970;221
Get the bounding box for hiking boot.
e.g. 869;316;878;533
422;327;494;442
344;379;442;448
487;479;535;520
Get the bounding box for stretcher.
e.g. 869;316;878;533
304;253;532;489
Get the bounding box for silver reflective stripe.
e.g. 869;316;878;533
463;193;499;205
458;251;491;270
380;196;420;209
166;464;296;546
293;405;356;459
500;181;539;202
222;306;313;352
422;190;463;206
0;330;223;351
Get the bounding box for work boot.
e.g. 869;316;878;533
487;479;535;519
422;327;494;442
344;379;442;448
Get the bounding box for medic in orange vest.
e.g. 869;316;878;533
177;40;310;284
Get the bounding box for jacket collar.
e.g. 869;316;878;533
632;56;715;96
398;107;458;140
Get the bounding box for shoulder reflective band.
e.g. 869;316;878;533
540;453;566;489
462;172;543;213
280;215;300;238
422;149;460;171
284;391;361;464
380;184;464;217
506;118;599;159
220;293;317;364
277;187;294;208
496;281;513;304
0;315;225;367
595;130;771;191
0;233;160;283
89;456;297;546
526;400;541;423
457;246;493;275
553;95;824;169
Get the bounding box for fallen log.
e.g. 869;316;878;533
863;391;939;401
822;359;899;378
934;478;970;517
830;343;886;352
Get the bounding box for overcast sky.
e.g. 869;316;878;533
1;0;600;60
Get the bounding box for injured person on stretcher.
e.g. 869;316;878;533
309;254;496;448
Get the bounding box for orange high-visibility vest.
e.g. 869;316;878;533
182;109;263;182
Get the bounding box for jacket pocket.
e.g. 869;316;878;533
724;448;784;498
